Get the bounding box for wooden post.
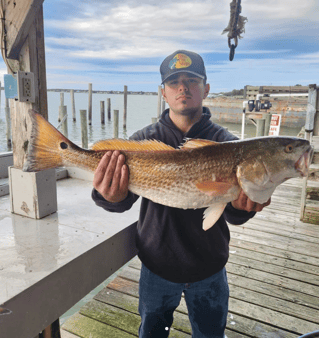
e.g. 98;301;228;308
58;93;64;122
114;110;119;138
60;106;68;137
161;97;166;114
1;2;59;337
300;85;317;220
7;4;48;168
100;101;105;124
152;117;157;124
5;98;12;149
88;83;92;125
107;98;111;120
264;113;272;136
157;86;162;119
70;89;76;122
80;110;88;148
123;85;127;129
314;88;319;136
256;118;265;137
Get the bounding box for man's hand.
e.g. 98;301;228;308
93;150;129;203
231;190;271;212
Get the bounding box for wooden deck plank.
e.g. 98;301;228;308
229;244;319;276
103;277;297;338
230;237;319;268
61;180;319;337
62;312;136;337
122;263;319;312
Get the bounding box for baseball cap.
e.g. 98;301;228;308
160;50;207;84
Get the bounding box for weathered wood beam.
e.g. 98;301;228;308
3;0;44;60
10;5;48;169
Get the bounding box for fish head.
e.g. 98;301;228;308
261;137;313;183
237;137;313;204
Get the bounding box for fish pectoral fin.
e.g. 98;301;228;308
180;139;218;150
196;181;234;196
91;139;175;151
203;203;227;231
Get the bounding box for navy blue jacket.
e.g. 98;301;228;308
92;108;255;283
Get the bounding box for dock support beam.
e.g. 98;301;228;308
1;2;58;336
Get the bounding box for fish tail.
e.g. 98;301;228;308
23;110;73;172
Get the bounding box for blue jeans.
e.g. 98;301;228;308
138;264;229;338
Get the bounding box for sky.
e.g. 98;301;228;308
1;0;319;93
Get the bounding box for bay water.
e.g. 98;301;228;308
0;91;301;154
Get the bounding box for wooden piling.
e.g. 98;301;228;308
107;98;111;121
88;83;92;125
151;117;157;124
161;98;166;113
70;89;76;122
100;101;105;124
157;86;162;119
256;118;265;137
59;105;68;138
123;85;127;129
264;113;272;136
5;98;11;149
80;110;88;148
114;110;119;138
58;93;64;122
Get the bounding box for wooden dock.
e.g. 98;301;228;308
61;178;319;338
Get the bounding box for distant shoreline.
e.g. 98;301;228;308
47;89;158;95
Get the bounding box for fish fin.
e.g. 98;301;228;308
196;181;234;196
237;161;274;204
23;110;73;172
91;139;175;151
203;203;227;230
180;139;218;150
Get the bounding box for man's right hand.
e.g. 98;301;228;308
93;150;129;203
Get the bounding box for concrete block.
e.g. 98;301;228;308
9;167;57;219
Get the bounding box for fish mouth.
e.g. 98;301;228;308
295;146;314;177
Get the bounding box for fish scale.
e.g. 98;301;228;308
24;111;313;230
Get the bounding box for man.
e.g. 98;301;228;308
92;50;270;338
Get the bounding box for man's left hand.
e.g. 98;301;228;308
231;190;271;212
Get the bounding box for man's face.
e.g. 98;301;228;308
162;73;210;116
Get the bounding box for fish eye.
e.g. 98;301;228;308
60;142;68;149
285;144;293;153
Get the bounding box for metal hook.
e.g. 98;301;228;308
229;44;236;61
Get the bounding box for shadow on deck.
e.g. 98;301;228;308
61;178;319;338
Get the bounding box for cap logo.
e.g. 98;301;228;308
169;53;192;70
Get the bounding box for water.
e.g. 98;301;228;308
0;91;301;153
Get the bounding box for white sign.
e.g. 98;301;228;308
268;114;282;136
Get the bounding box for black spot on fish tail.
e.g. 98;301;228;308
60;142;68;149
23;140;29;152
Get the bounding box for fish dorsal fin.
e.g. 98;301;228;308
203;203;227;230
180;138;218;150
91;139;175;151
